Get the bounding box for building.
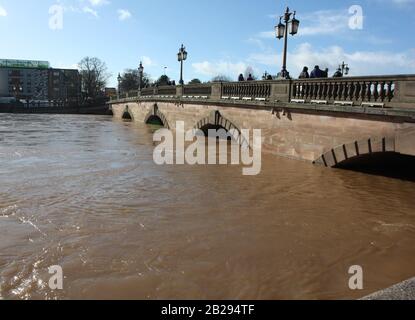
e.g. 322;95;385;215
48;68;81;104
0;59;80;104
104;87;117;99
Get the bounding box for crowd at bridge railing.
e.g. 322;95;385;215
111;75;415;109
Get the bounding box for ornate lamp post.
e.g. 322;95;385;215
275;7;300;79
138;61;144;95
117;73;122;99
340;61;350;76
177;44;188;85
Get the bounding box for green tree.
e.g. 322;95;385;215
155;75;172;86
120;69;151;92
188;78;202;85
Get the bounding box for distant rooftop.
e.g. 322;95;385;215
0;59;50;69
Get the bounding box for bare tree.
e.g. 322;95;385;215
78;57;110;99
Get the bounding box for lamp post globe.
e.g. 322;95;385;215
275;7;300;79
138;61;144;93
178;44;188;85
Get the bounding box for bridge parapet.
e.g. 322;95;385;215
292;74;415;109
111;74;415;111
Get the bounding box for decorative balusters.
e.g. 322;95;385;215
373;81;379;101
289;77;401;106
222;82;272;99
343;82;349;100
378;81;385;102
385;81;394;102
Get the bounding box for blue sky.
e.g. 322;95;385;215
0;0;414;86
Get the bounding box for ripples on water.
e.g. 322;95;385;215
0;114;414;300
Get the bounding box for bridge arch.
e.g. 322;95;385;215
194;110;250;149
144;104;170;129
313;136;397;168
122;105;134;120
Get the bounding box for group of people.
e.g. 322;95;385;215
299;66;344;79
236;65;344;82
238;74;256;82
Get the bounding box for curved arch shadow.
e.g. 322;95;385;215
122;106;133;121
144;104;170;129
314;136;415;181
336;152;415;182
194;111;250;149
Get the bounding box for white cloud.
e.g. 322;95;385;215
192;61;250;79
0;5;7;17
141;56;155;67
83;6;98;18
117;9;131;21
248;43;415;77
88;0;110;6
259;9;350;38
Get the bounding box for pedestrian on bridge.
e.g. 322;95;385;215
310;66;324;78
299;67;310;79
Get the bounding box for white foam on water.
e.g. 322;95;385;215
0;204;18;218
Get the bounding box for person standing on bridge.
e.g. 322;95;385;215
238;74;245;82
247;74;254;81
333;68;343;78
299;67;310;79
310;66;324;78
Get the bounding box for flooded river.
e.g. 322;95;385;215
0;114;414;300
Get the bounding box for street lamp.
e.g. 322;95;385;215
177;44;188;85
275;7;300;79
117;73;122;99
339;61;350;76
138;61;144;94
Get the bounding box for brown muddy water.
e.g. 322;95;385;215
0;114;414;300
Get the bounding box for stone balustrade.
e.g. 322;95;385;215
292;75;415;108
111;75;415;110
221;81;272;99
183;83;212;96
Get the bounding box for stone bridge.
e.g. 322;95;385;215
109;75;415;167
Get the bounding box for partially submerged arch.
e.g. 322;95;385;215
194;110;250;149
313;136;396;168
144;104;170;129
122;105;133;120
